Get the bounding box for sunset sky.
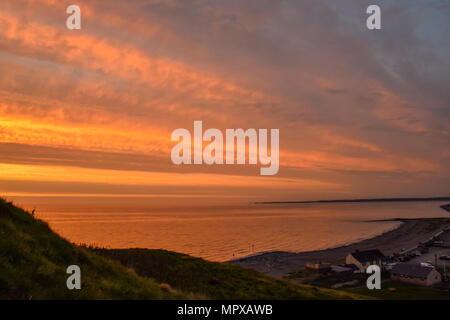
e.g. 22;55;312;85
0;0;449;207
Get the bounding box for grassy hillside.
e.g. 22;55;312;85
344;280;450;300
93;248;364;299
0;198;184;299
287;269;450;300
0;198;364;300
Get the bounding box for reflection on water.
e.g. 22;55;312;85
29;201;449;261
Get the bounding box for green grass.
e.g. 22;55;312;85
92;248;364;299
286;269;368;289
0;198;365;300
287;270;450;299
0;198;185;299
344;280;450;300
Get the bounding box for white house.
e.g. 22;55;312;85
345;249;385;272
390;264;441;286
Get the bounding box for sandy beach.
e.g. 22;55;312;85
229;217;450;277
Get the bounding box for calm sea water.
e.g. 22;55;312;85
28;200;449;261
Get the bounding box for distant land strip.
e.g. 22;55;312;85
255;197;450;205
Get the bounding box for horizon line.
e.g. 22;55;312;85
255;196;450;205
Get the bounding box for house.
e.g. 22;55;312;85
345;249;385;272
390;264;441;286
306;262;331;273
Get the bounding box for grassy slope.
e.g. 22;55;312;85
0;199;184;299
93;248;364;300
288;270;450;300
344;280;450;300
0;198;364;300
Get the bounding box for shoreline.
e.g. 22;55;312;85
229;217;450;277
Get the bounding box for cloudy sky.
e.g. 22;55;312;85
0;0;449;207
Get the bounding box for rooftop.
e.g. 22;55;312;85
350;249;385;263
391;264;435;279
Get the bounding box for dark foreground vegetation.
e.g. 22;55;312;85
92;248;363;299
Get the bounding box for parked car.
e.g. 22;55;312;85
385;262;397;270
421;262;434;268
439;255;450;261
420;248;429;254
408;252;421;258
399;256;411;262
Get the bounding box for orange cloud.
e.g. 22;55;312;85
280;150;439;173
0;10;269;111
0;0;447;202
0;163;344;190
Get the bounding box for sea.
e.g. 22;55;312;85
17;199;450;261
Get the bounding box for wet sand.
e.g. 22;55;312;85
229;218;450;277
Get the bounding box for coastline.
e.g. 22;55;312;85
229;217;450;278
255;196;450;204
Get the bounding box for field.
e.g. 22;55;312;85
344;280;450;300
286;269;450;300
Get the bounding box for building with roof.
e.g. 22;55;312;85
305;262;331;273
345;249;385;272
390;264;441;286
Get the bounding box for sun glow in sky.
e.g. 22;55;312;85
0;0;449;205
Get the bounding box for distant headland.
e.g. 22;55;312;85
255;197;450;205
